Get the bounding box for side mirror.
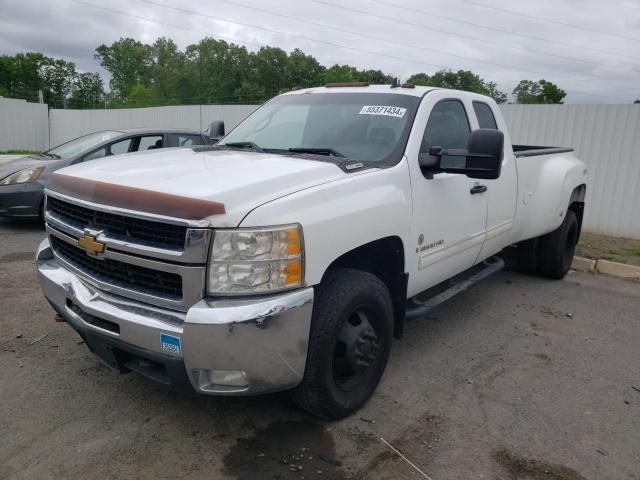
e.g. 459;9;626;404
418;129;504;180
207;121;225;144
464;128;504;179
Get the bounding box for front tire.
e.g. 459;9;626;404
538;210;579;279
291;269;394;420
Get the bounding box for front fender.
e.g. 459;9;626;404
239;162;414;287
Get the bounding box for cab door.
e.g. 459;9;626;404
405;92;488;297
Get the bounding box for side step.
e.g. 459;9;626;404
405;256;505;321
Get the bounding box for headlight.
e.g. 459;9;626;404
207;224;304;295
0;166;44;185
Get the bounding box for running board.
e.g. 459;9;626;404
405;256;504;321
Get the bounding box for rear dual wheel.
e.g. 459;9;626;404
291;269;393;420
518;210;578;280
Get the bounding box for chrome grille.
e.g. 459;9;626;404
47;196;187;250
50;236;183;300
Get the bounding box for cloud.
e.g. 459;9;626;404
1;0;639;103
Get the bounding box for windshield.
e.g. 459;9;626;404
220;92;420;164
48;131;121;158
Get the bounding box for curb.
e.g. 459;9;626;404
572;256;640;280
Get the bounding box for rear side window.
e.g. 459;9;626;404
138;135;164;150
109;138;134;155
169;134;205;147
473;101;498;130
82;147;108;162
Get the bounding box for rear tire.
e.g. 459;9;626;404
290;269;393;420
538;210;579;279
516;237;539;274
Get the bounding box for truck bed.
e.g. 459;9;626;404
513;145;574;158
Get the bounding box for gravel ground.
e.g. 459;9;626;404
1;217;639;480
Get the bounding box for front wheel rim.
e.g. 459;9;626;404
332;308;381;391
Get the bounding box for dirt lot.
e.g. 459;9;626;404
1;218;639;480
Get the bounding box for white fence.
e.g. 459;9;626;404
501;104;640;239
0;98;49;151
1;100;639;238
49;104;258;147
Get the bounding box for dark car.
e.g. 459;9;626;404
0;128;209;219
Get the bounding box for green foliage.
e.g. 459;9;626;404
2;36;569;110
68;72;104;108
407;69;507;104
635;99;640;104
0;149;41;154
0;52;105;108
512;79;566;104
95;38;151;103
286;49;324;89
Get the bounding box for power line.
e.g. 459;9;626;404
70;0;633;102
71;0;265;49
369;0;640;64
209;0;640;76
311;0;640;93
454;0;640;43
138;0;639;94
143;0;605;81
215;0;640;87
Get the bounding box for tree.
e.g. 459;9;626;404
39;57;76;107
95;38;151;103
634;99;640;104
285;48;324;88
126;83;162;107
322;64;360;83
407;69;508;104
68;72;105;108
148;38;189;105
513;79;566;104
0;53;48;102
359;69;393;84
186;38;251;103
404;72;429;86
251;46;289;95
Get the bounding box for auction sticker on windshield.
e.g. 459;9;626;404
359;105;407;118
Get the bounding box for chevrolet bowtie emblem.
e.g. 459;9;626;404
78;234;106;256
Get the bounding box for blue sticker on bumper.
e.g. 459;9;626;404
160;333;182;357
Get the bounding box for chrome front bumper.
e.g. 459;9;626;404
36;238;314;395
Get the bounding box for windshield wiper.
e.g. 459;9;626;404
288;147;345;158
42;152;61;159
222;141;264;153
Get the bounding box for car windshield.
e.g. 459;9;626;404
47;131;121;158
219;92;420;164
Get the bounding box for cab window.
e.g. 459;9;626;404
472;101;498;130
420;100;470;169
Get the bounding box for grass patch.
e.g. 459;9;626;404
0;150;41;155
576;232;640;267
492;448;586;480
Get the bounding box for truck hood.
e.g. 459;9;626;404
48;147;348;226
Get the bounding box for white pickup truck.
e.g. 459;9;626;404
37;84;587;419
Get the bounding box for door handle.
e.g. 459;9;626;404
470;184;487;194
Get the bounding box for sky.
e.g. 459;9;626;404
1;0;640;103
